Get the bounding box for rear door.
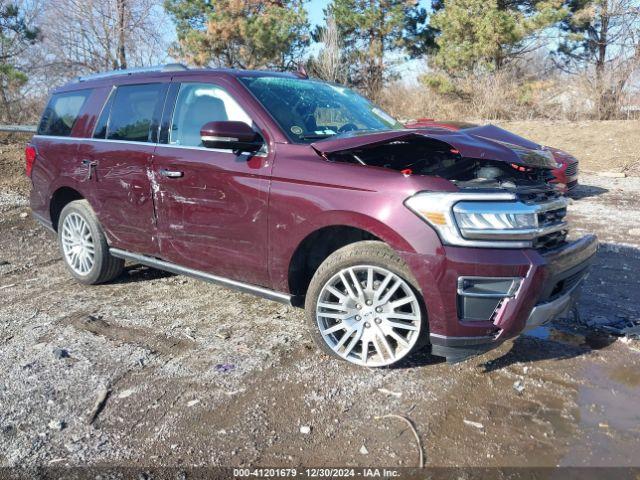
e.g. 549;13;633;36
79;82;168;256
151;79;273;286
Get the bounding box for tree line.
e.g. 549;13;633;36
1;0;639;122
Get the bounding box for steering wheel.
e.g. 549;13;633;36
338;123;358;133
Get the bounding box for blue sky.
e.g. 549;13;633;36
307;0;431;27
307;0;330;27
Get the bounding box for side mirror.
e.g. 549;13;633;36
200;121;263;153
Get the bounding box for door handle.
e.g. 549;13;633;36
81;159;97;180
159;169;184;178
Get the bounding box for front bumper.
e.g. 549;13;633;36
402;234;598;363
524;281;582;331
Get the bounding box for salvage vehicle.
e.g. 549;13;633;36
404;118;580;194
27;65;598;367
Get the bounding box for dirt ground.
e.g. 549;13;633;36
1;125;640;469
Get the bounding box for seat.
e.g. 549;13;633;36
178;96;228;147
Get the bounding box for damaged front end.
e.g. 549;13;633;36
312;126;559;191
312;126;569;250
313;126;597;363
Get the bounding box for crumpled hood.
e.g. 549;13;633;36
311;125;559;169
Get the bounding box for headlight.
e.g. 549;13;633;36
404;192;568;248
453;202;537;239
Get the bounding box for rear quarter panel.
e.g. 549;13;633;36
29;137;93;227
29;87;112;227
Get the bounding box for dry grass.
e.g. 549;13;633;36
378;80;640;175
498;120;640;175
380;70;640;123
0;133;32;195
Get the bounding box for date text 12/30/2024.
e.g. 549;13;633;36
233;468;402;477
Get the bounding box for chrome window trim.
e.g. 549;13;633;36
201;135;239;142
33;135;155;146
156;142;269;157
31;134;269;157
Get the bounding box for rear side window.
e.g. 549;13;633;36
96;83;165;142
37;90;91;137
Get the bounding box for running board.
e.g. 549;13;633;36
109;248;293;306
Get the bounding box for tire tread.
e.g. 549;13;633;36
58;199;124;285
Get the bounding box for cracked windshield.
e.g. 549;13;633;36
240;76;403;142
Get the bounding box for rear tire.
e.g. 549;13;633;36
304;241;428;367
57;200;124;285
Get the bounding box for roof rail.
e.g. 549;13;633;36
78;63;189;82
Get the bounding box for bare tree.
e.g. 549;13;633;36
557;0;640;118
39;0;168;78
311;15;346;83
0;0;41;122
116;0;127;69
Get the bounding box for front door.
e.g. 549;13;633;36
151;81;273;287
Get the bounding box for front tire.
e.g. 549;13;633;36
58;200;124;285
305;241;428;367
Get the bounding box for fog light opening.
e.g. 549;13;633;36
457;276;522;322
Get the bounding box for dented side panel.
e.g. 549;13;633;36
151;145;273;287
78;140;160;256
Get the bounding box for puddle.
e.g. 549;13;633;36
524;324;616;350
608;365;640;388
523;323;640;466
561;363;640;466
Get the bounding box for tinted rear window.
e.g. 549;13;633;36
104;83;165;142
37;90;91;137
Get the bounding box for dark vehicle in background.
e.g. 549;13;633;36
26;65;597;367
404;118;580;194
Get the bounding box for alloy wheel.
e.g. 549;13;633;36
316;265;422;367
61;212;96;275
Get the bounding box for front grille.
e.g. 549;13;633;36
547;268;588;300
534;229;568;250
538;207;567;227
518;188;561;205
517;187;569;251
565;162;578;176
567;180;578;191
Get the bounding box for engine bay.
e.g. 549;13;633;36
325;137;556;191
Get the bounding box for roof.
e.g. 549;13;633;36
55;64;301;93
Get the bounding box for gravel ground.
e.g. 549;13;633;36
1;157;639;468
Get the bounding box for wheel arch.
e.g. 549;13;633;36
287;225;376;297
49;187;85;231
286;216;414;300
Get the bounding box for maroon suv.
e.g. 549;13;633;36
27;65;598;367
